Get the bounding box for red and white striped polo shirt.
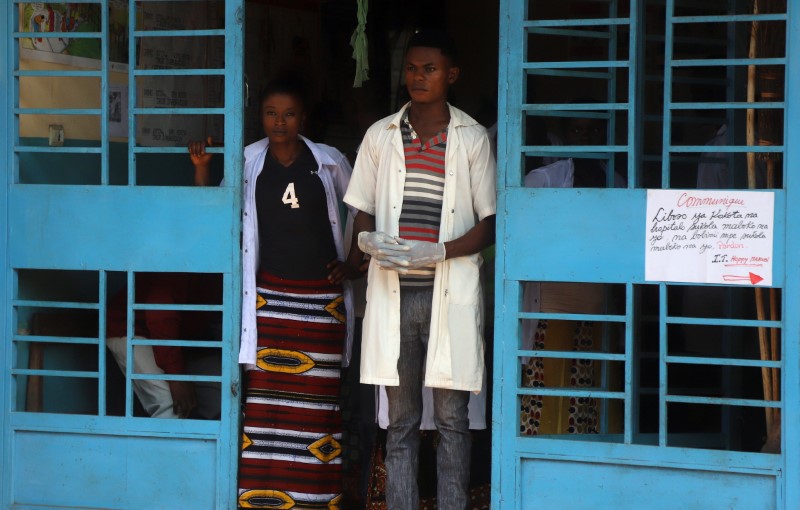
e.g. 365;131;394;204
398;111;447;288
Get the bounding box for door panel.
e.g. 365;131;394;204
14;432;218;509
3;1;243;508
10;186;235;271
519;459;776;510
494;1;796;508
505;188;646;282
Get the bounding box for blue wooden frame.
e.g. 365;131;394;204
0;1;10;507
782;1;800;505
493;1;796;508
1;1;244;507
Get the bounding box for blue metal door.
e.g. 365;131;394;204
1;1;244;508
493;1;798;508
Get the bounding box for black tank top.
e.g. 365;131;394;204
256;143;337;279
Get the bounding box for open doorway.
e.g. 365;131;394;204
240;1;499;507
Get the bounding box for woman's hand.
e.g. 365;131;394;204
189;137;214;186
326;259;364;284
188;136;215;167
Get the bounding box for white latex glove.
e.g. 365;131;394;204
358;231;401;260
375;238;445;274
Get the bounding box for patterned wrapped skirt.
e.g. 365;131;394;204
238;271;346;509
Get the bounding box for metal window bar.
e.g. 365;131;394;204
667;395;782;408
523;60;630;70
135;68;225;77
514;2;640;443
522;22;639;185
514;281;636;443
671;145;781;153
134;107;223;116
607;0;620;188
519;350;626;362
13;146;102;154
119;271;226;416
128;4;228;185
527;27;612;39
14;69;102;78
11;1;105;183
518;311;627;322
673;13;787;23
8;269;229;415
12;31;101;40
14;335;97;346
15;108;103;115
100;0;108;184
133;338;224;348
658;283;668;446
10;4;20;185
666;316;781;328
132;303;223;312
12;0;109;181
526;69;612;79
673;57;785;67
124;270;134;417
133;146;222;155
518;387;626;399
660;280;785;449
127;0;136;186
624;282;636;442
11;299;102;405
132;29;224;38
98;270;107;415
11;369;99;379
666;355;781;369
10;269;103;400
131;373;221;383
524;18;631;28
662;4;788;188
12;300;99;309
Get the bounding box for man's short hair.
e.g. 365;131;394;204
406;29;459;66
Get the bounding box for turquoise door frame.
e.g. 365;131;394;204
782;2;800;504
0;5;8;507
493;1;799;508
1;1;244;508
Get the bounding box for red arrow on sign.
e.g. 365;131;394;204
722;272;764;285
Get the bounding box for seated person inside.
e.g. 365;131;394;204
526;102;625;189
105;272;222;419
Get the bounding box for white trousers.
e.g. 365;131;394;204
106;336;221;419
106;336;177;418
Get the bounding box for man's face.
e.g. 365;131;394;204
404;46;459;105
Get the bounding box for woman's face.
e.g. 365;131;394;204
261;93;305;143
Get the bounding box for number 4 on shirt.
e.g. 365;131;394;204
282;182;300;209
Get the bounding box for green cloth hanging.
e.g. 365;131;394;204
349;0;369;87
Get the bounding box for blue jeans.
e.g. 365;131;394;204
385;288;471;510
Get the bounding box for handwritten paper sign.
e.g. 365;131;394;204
645;190;774;286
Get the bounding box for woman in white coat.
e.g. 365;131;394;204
189;77;363;509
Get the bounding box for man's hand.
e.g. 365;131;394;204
168;381;197;418
375;238;446;274
357;231;403;259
